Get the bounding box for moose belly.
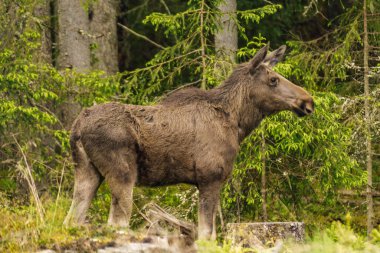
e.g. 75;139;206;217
136;152;196;186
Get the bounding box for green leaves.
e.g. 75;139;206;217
223;77;363;224
124;0;281;102
238;5;282;24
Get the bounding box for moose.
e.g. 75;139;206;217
64;45;314;240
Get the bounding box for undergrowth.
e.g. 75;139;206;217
282;222;380;253
1;191;380;252
0;194;116;252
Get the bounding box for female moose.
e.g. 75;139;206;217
64;45;314;240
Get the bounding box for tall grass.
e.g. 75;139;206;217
0;195;118;252
1;194;380;252
13;135;45;223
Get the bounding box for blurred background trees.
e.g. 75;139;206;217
0;0;379;245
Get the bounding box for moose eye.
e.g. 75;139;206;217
269;77;278;87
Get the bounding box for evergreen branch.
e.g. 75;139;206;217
127;49;201;74
117;23;165;49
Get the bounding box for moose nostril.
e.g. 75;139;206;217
305;102;314;114
300;100;314;114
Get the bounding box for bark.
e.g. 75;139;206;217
57;0;91;71
56;0;91;128
214;0;238;81
89;0;119;73
363;0;374;238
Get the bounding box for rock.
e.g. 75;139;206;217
96;235;196;253
98;241;168;253
226;222;305;248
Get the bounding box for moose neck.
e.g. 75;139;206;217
237;92;265;142
212;70;267;143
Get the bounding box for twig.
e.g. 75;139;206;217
27;98;65;129
127;50;201;73
161;79;202;98
146;203;196;237
159;0;171;15
54;160;66;211
118;23;165;49
133;202;152;224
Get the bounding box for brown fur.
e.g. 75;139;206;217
64;45;314;239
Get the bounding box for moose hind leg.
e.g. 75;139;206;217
105;153;137;227
106;176;135;227
107;180;134;227
64;144;103;225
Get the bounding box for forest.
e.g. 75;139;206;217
0;0;379;252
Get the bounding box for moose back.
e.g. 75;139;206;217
64;45;314;240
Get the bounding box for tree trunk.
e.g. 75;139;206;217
363;0;373;238
89;0;119;73
56;0;91;128
56;0;91;71
261;133;268;221
214;0;237;81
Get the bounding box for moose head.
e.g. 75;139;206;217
246;44;314;117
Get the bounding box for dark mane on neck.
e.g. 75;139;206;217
160;87;211;106
213;63;249;97
160;63;249;107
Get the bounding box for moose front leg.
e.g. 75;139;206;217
198;182;222;240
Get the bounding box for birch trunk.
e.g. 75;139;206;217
57;0;91;71
56;0;91;128
261;133;268;221
363;0;374;238
215;0;237;82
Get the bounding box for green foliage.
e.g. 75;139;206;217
222;89;364;224
371;225;380;244
197;222;380;252
0;0;377;248
0;194;116;252
283;222;380;252
236;4;282;41
123;0;282;102
0;0;121;202
285;18;362;90
221;27;366;222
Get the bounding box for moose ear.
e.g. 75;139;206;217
249;44;269;74
263;45;286;67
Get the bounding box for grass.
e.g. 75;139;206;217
1;192;380;252
196;222;380;253
282;222;380;253
0;195;117;252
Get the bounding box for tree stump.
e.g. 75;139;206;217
226;222;305;248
